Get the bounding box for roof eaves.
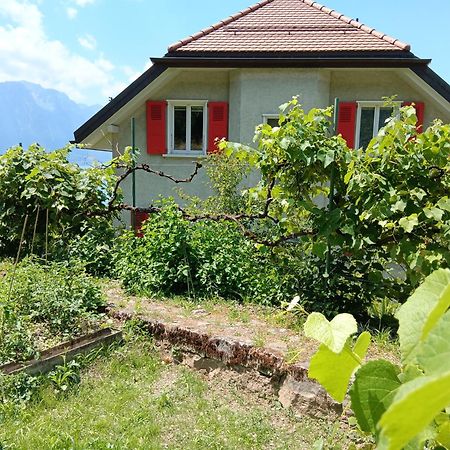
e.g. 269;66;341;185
152;55;430;69
411;65;450;104
167;0;275;52
304;0;411;51
74;64;167;143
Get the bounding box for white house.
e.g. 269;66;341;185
74;0;450;226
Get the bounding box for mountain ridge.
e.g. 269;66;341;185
0;81;100;152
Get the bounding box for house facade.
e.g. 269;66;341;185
74;0;450;226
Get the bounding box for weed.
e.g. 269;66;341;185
0;258;105;365
171;345;183;363
156;392;173;410
285;347;304;364
253;332;267;349
48;359;81;394
228;305;250;323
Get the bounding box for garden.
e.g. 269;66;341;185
0;99;449;449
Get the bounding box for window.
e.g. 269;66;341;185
262;114;280;128
146;100;228;156
168;100;207;155
355;101;400;149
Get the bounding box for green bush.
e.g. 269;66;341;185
0;144;117;260
65;220;117;277
0;259;105;364
113;200;395;318
114;201;191;295
190;219;289;303
113;200;294;304
282;246;404;320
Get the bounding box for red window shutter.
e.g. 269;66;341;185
402;101;425;133
146;101;167;154
133;211;149;238
337;102;357;149
207;102;229;153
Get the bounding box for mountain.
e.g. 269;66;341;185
0;80;101;153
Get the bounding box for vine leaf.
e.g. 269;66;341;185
303;312;357;353
436;420;450;448
377;371;450;450
308;331;371;403
417;310;450;376
350;360;401;435
399;214;418;233
396;269;450;364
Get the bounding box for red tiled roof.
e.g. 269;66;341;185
168;0;410;54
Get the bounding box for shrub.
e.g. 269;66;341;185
113;200;396;318
65;220;117;277
113;200;294;304
114;201;191;295
280;245;404;320
190;219;291;303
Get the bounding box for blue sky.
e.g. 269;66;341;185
0;0;449;106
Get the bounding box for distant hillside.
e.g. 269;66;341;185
0;81;100;152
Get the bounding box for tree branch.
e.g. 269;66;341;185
88;162;314;246
91;161;203;216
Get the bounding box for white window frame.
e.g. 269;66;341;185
167;100;208;156
355;101;401;149
262;114;280;126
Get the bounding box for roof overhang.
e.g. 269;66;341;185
152;55;431;69
74;64;169;145
74;53;449;145
408;66;450;106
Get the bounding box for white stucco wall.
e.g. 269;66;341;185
230;68;331;145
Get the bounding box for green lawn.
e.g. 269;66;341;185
0;339;361;449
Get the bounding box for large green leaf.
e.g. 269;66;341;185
378;371;450;450
417;310;450;376
396;269;450;364
308;331;371;403
350;360;401;434
436;420;450;448
303;312;357;353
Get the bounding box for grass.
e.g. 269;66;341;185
0;338;360;450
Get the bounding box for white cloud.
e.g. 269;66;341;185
0;0;130;105
66;7;77;19
65;0;95;21
73;0;95;6
96;56;114;72
122;65;140;82
78;34;96;50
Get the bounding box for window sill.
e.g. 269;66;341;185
162;153;207;159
